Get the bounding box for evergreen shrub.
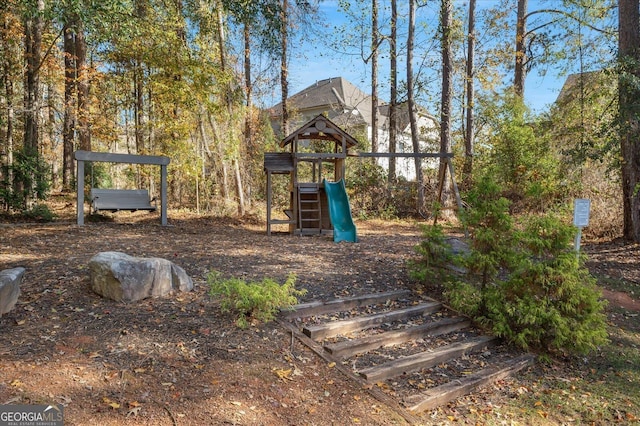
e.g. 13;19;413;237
409;175;608;355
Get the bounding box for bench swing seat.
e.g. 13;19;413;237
90;188;157;213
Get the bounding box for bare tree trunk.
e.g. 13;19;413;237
280;0;289;137
23;0;44;155
211;4;231;204
463;0;476;186
207;112;229;201
20;0;44;208
134;63;144;153
244;22;252;146
388;0;397;182
515;0;528;97
244;21;252;210
3;63;14;191
62;23;76;190
217;1;245;215
233;158;245;215
2;12;17;190
134;0;146;154
439;0;453;213
76;20;90;151
47;71;59;190
619;0;640;242
407;0;424;213
371;0;379;154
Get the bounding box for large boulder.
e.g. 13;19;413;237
0;267;25;315
89;252;193;302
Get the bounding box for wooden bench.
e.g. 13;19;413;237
90;189;157;213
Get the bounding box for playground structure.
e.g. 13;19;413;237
264;115;464;240
264;115;358;240
74;150;170;226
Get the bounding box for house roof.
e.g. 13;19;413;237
379;101;438;132
269;77;374;124
280;114;359;149
268;77;438;143
555;71;605;106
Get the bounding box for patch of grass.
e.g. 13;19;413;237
598;275;640;298
512;322;639;423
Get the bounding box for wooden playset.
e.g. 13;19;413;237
263;115;358;237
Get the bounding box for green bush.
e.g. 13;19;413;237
409;175;609;355
476;93;564;212
22;203;56;222
208;271;306;328
346;160;397;219
408;222;454;285
1;149;50;211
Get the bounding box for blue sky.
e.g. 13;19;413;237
270;0;614;114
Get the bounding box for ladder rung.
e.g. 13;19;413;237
269;219;296;224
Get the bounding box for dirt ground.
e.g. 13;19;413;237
1;205;639;426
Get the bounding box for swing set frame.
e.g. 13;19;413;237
74;150;170;226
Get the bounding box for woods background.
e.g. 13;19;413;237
1;0;639;240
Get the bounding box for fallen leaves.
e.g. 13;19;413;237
126;406;142;417
273;368;293;381
102;397;120;410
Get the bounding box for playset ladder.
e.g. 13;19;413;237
297;183;322;235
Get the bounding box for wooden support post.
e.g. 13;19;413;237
76;159;85;225
447;158;464;216
160;164;168;226
434;160;448;225
266;171;273;236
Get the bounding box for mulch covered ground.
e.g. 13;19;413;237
1;208;639;425
0;212;426;425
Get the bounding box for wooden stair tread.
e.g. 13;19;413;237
358;335;497;383
282;290;412;319
404;353;536;412
303;302;442;341
324;316;471;360
269;219;296;224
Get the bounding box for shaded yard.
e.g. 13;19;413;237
0;207;639;425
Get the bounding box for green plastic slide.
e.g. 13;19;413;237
323;178;357;243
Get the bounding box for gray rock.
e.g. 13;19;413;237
0;267;25;315
89;252;193;302
444;238;470;274
445;237;470;256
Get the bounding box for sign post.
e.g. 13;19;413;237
573;198;591;254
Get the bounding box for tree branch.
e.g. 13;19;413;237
524;8;616;36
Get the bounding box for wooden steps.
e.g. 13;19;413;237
302;302;441;340
358;335;497;383
283;289;411;319
282;290;535;418
403;353;536;412
324;317;470;360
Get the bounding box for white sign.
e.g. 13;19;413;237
573;199;591;227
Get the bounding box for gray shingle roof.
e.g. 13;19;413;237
269;77;374;124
